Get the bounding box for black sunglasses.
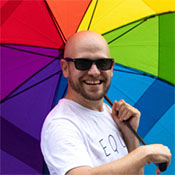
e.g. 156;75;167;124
64;57;114;71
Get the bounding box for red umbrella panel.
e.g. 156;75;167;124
1;0;91;46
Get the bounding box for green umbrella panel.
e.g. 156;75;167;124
103;12;175;85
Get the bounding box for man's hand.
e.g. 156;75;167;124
112;99;140;132
112;99;141;151
144;144;171;175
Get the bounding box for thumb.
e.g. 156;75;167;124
112;100;119;115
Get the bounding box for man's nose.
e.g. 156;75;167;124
88;63;100;76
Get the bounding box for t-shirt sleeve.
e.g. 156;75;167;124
41;118;93;175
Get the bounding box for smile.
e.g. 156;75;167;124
84;80;103;85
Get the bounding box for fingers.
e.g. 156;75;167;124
112;99;141;133
112;99;140;121
147;144;171;166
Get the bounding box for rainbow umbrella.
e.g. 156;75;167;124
0;0;174;174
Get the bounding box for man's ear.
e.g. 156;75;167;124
61;59;69;78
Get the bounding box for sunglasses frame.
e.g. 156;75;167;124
63;57;114;71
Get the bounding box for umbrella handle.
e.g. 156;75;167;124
156;162;167;172
104;96;167;172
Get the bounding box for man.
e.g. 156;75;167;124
41;31;171;175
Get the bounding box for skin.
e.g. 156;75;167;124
62;30;112;111
60;31;171;175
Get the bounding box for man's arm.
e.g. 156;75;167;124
67;100;171;175
67;144;171;175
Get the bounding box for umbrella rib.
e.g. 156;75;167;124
107;19;145;45
103;11;174;37
44;0;66;43
113;68;156;79
51;72;68;107
1;59;59;103
1;70;62;103
76;0;92;32
87;0;98;30
114;64;174;86
51;72;62;108
1;44;61;59
0;43;64;50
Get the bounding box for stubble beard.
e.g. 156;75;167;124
68;76;111;101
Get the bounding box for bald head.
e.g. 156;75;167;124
61;31;114;103
64;31;110;58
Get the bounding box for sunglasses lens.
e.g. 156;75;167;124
75;59;92;70
96;59;113;70
72;58;113;70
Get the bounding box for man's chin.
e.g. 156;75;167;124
81;92;105;101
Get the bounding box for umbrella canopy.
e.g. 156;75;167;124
1;0;175;174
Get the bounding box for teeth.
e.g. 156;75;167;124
85;80;101;85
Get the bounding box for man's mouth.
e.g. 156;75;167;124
83;80;103;85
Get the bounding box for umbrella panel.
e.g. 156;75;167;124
159;13;175;85
0;45;62;101
1;58;62;139
106;64;175;174
135;79;174;137
144;104;175;174
1;149;40;174
46;0;91;41
104;16;159;79
104;12;175;85
107;65;156;106
1;51;62;174
1;118;43;174
1;0;63;48
78;0;175;34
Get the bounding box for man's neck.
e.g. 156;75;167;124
65;92;104;112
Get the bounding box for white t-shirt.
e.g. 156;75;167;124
41;99;128;175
